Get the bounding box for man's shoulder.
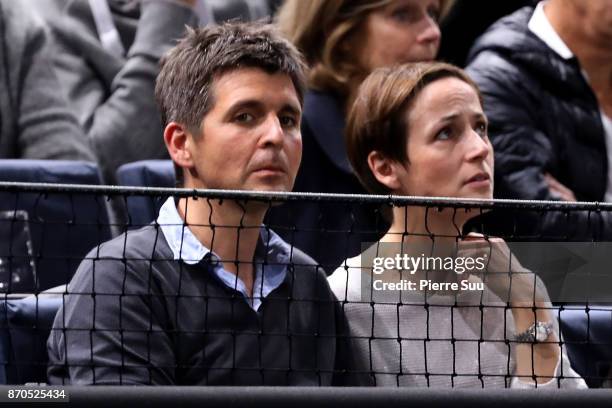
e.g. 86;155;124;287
67;224;174;294
90;224;170;260
467;6;579;90
467;7;539;62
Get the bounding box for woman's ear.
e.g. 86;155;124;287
164;122;195;170
367;151;404;192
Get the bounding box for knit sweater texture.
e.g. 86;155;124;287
328;253;587;388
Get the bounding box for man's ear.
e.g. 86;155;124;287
163;122;194;170
367;151;404;192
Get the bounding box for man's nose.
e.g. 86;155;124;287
259;115;285;147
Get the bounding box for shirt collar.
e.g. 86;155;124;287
157;196;208;264
528;1;574;60
156;197;290;265
156;197;290;311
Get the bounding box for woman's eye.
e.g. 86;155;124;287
475;122;488;137
391;8;415;23
435;127;452;141
427;6;441;22
279;115;297;128
234;113;254;123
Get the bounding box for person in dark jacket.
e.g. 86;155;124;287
31;0;208;183
466;0;612;240
438;0;536;67
0;0;94;161
268;0;455;272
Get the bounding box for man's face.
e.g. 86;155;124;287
571;0;612;41
185;68;302;192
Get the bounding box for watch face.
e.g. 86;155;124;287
535;324;549;342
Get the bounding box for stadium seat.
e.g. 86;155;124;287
0;296;62;384
115;160;175;227
0;160;111;291
560;307;612;388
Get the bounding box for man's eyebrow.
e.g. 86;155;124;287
226;99;302;116
279;103;302;116
226;99;264;114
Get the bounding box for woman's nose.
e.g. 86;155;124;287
417;16;441;45
465;131;491;161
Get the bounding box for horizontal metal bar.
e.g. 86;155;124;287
1;181;612;211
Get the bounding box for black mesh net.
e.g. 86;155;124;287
0;182;610;389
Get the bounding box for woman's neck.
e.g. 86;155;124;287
384;206;467;243
375;206;467;287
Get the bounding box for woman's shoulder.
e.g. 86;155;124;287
328;254;365;302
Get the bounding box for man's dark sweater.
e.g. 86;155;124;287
47;224;342;385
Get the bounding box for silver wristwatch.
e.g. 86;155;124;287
514;321;553;343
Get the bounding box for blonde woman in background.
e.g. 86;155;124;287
266;0;454;272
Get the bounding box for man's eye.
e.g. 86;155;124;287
279;116;297;128
235;113;254;123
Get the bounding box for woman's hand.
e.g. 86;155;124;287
457;233;546;307
457;233;560;383
545;173;577;202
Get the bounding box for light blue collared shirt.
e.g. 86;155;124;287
156;197;289;311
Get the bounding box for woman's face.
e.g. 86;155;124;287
354;0;442;73
393;77;494;200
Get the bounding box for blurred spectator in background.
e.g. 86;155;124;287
466;0;612;240
31;0;209;183
267;0;454;272
267;0;283;15
0;0;93;160
208;0;271;22
438;0;536;67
